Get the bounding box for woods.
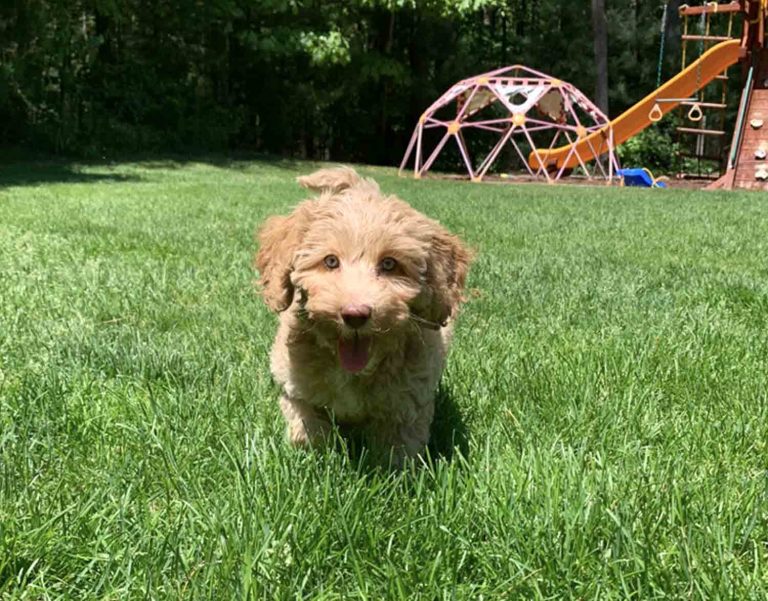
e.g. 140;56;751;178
1;1;680;162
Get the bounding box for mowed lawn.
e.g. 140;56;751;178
1;158;767;599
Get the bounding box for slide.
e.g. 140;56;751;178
529;39;741;172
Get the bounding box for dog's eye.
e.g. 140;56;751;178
324;254;340;269
379;257;397;272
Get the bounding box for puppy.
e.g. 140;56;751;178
255;167;471;464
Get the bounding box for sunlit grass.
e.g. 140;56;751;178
1;159;767;599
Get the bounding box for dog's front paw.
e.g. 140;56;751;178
280;395;332;448
287;417;333;448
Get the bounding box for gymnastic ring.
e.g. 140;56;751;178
687;104;703;122
649;103;663;123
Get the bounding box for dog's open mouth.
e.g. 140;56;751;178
338;333;371;373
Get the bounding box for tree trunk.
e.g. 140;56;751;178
665;0;683;68
592;0;609;114
501;10;507;65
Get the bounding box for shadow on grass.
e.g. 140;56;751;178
106;150;386;173
428;384;470;461
0;160;138;188
0;150;376;188
125;152;308;172
339;383;469;470
0;555;37;590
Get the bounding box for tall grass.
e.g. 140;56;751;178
1;159;766;599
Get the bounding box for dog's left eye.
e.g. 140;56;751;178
324;255;340;269
379;257;397;272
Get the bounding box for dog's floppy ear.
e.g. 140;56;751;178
296;166;369;194
425;227;472;325
254;206;312;312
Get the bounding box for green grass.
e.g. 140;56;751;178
1;158;767;599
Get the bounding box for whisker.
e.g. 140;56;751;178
408;313;443;331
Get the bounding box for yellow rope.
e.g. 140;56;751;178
642;168;666;188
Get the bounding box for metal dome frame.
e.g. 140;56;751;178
399;65;620;183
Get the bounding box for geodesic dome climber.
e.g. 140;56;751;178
399;65;620;183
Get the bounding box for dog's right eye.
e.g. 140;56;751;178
379;257;398;272
324;255;340;269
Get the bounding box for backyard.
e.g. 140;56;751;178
1;159;767;598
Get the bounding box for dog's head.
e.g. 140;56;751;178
255;167;471;373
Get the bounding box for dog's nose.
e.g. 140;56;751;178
341;304;372;329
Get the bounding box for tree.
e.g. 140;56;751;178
0;0;682;165
592;0;609;114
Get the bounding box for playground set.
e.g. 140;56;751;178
399;1;768;191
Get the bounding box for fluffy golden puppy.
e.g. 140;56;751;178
255;167;471;464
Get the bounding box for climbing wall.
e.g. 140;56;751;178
733;88;768;190
731;48;768;190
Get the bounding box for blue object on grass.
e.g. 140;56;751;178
618;168;668;188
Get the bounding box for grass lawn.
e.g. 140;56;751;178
1;158;767;599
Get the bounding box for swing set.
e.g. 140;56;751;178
528;0;768;189
649;2;738;178
401;1;768;190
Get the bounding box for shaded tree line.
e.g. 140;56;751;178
1;1;684;163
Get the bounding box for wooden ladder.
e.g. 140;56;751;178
676;3;736;178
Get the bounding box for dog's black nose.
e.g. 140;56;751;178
341;304;372;329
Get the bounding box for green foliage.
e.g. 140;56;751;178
616;126;678;173
0;1;725;163
300;30;352;65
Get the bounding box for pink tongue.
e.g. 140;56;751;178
338;336;370;373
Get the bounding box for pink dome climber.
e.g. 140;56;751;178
399;65;620;184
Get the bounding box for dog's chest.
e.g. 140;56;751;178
322;376;370;422
299;345;442;424
272;323;451;424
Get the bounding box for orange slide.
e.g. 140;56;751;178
529;39;741;172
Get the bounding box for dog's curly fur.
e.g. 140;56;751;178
255;167;471;464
